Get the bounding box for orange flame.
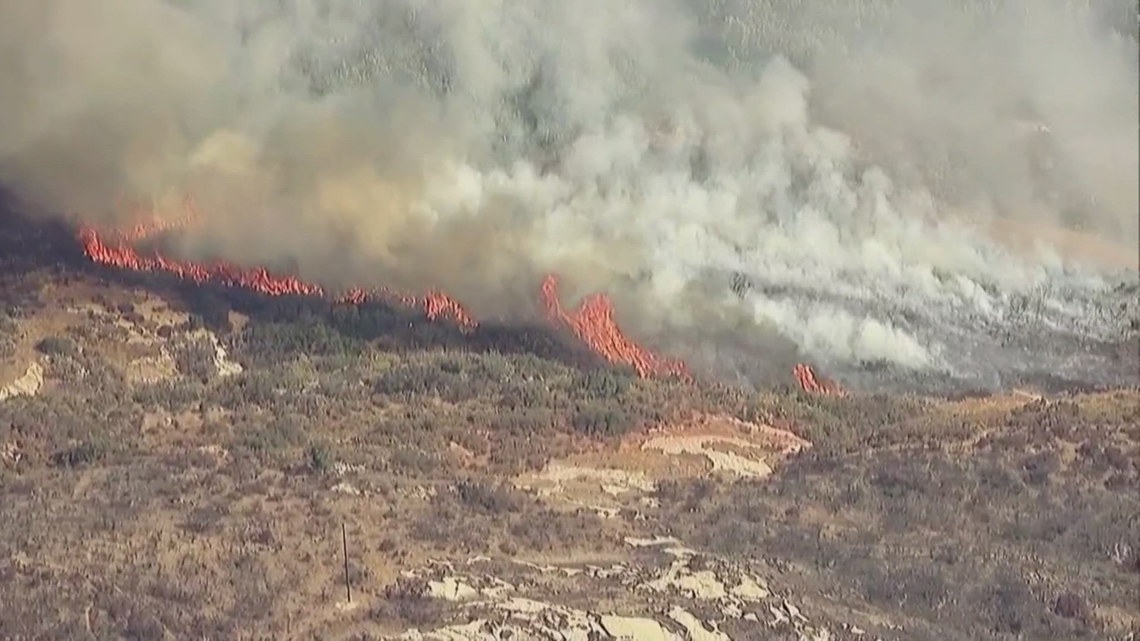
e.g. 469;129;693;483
77;213;677;373
540;274;689;379
793;363;847;396
79;226;325;297
334;286;477;330
76;207;840;389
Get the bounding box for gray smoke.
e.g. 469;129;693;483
1;0;1137;392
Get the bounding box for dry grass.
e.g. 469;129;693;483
650;393;1140;640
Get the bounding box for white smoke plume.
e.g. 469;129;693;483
1;0;1137;391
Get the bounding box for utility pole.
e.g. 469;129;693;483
342;522;352;603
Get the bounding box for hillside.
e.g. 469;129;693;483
0;212;1137;641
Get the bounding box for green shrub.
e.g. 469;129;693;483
305;444;332;474
235;415;306;458
50;439;112;468
35;335;80;359
453;479;523;514
234;320;365;366
571;402;634;438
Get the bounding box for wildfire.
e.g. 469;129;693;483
76;213;678;375
793;363;847;397
75;208;839;390
79;226;325;298
540;274;689;379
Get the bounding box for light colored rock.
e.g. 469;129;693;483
427;578;480;602
625;536;683;548
784;599;808;622
646;546;742;602
519;462;655;497
770;605;791;626
667;606;730;641
496;597;550;614
394;620;489;641
390;586;684;641
732;576;771;600
0;362;43;401
649;565;729;600
600;615;674;641
187;329;243;377
804;627;833;641
642;434;777;478
478;577;516;600
126;352;177;385
389;538;831;641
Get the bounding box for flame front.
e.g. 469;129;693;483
76;210;679;375
793;363;846;396
76;207;840;390
540;274;689;379
79;226;326;298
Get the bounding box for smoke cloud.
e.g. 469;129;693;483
1;0;1137;392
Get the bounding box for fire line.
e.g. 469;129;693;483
75;205;840;392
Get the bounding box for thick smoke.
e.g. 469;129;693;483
1;0;1137;391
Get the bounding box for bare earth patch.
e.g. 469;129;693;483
517;414;811;514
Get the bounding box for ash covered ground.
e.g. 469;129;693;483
707;268;1139;395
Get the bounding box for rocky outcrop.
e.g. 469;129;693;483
184;329;243;378
384;537;856;641
0;362;43;402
